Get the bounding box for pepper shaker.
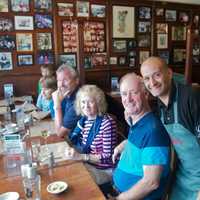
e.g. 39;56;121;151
48;152;55;168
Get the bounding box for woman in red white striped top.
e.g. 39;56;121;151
65;84;117;185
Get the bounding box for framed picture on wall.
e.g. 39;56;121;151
139;50;150;65
139;7;151;19
179;12;189;23
112;6;135;38
138;35;151;47
16;33;33;51
0;35;15;50
157;34;168;49
14;16;33;30
157;51;169;64
112;39;127;53
129;50;136;57
193;56;200;64
4;83;14;98
193;15;199;27
111;77;119;92
155;8;164;17
17;54;33;66
91;4;106;18
0;18;13;32
165;10;176;21
62;20;78;53
0;52;13;71
156;23;168;34
138;21;151;33
57;3;74;16
11;0;30;12
59;54;76;68
109;57;117;65
173;48;186;63
83;21;105;53
127;40;136;49
35;14;53;29
37;33;52;50
129;57;136;67
91;53;107;66
118;56;126;65
36;51;54;65
172;26;186;41
84;56;92;68
0;0;9;12
76;1;89;17
34;0;52;12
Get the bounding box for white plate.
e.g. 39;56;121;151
0;192;19;200
47;181;68;194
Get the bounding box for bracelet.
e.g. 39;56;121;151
84;154;89;161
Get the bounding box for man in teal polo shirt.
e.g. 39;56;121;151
141;57;200;200
110;72;171;200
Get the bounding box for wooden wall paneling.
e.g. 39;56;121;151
1;0;200;99
85;68;110;91
0;72;39;98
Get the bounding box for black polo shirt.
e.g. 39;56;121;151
156;80;200;144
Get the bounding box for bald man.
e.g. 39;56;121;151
109;72;170;200
141;57;200;200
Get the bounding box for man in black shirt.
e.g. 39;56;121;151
140;56;200;200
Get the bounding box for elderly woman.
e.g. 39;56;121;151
66;84;117;186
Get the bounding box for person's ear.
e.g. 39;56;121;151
75;78;79;85
144;89;150;100
168;68;173;79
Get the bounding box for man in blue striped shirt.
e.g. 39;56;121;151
110;73;171;200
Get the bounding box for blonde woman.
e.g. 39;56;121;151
66;84;117;186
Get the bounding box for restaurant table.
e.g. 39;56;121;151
0;117;106;199
0;162;106;200
0;134;106;199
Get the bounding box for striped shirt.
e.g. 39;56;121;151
80;114;117;169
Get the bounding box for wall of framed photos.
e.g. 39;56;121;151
0;0;200;98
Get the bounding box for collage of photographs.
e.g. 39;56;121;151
0;0;199;72
57;2;107;69
154;7;195;65
0;0;54;70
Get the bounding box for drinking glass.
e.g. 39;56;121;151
6;155;17;169
40;130;51;164
31;139;41;164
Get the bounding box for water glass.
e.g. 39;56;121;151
31;139;41;163
23;174;41;200
4;111;11;126
6;155;17;169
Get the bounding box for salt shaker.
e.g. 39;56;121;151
48;152;55;168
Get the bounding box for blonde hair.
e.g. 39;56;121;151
43;76;57;90
40;65;54;75
75;84;107;116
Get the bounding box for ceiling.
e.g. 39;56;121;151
151;0;200;5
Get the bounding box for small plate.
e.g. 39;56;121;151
47;181;68;194
0;192;19;200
